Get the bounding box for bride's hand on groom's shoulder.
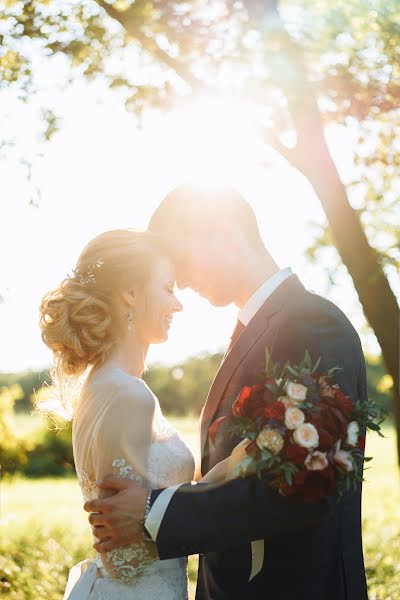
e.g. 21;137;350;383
83;475;148;553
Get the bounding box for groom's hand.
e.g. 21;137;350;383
83;475;148;553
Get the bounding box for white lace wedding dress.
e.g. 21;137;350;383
63;359;195;600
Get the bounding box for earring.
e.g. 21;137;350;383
127;306;134;331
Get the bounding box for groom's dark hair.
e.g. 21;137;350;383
148;183;266;252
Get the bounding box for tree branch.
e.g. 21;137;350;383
96;0;206;94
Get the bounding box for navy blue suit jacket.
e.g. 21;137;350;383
150;275;369;600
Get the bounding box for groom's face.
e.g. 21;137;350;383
169;233;239;307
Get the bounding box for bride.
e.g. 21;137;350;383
39;229;227;600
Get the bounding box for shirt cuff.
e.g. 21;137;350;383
144;484;183;541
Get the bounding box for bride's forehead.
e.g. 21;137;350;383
154;255;176;279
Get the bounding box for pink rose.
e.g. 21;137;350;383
285;407;305;430
305;451;329;471
333;449;354;472
293;423;319;449
286;382;308;403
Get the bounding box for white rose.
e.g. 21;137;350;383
346;421;359;447
286;382;308;403
305;451;329;471
293;423;319;449
285;407;305;430
333;449;354;472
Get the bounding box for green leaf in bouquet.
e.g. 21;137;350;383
233;455;256;478
265;383;279;395
304;350;312;369
281;462;298;486
327;366;342;378
311;356;322;374
264;349;277;378
259;448;274;461
277;364;287;381
366;422;382;432
228;417;256;439
286;365;300;378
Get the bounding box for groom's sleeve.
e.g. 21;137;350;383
145;484;187;541
147;307;364;559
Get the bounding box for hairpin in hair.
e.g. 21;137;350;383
67;259;104;285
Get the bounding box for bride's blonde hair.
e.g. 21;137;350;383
37;229;165;421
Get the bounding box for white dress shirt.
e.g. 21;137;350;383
145;267;294;541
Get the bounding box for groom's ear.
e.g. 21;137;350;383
217;223;244;249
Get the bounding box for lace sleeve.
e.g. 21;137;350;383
91;379;159;583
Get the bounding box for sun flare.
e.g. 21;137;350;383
162;96;261;183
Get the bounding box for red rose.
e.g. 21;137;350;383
232;386;253;417
310;400;348;444
334;389;354;419
233;384;273;420
317;427;337;451
300;465;337;503
307;409;337;451
284;440;309;465
279;469;308;496
264;401;286;422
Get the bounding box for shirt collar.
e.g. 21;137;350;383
238;267;293;326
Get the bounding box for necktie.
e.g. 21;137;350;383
226;319;246;354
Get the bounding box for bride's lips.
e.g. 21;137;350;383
164;315;173;327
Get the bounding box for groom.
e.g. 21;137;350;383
84;184;369;599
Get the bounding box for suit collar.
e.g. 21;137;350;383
238;267;293;326
200;274;306;457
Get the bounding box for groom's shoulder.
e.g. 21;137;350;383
281;287;359;337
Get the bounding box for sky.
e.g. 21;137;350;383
0;58;382;374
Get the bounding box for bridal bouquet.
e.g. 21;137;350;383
210;351;385;503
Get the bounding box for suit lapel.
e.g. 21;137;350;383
200;275;305;457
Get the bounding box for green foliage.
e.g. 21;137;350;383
143;352;224;415
0;382;74;478
0;384;31;476
23;423;74;477
0;368;51;413
364;354;394;413
295;0;400;289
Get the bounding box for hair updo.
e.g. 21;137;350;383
38;229;166;419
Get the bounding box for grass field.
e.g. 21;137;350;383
1;416;399;599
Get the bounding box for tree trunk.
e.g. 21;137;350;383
260;4;400;461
